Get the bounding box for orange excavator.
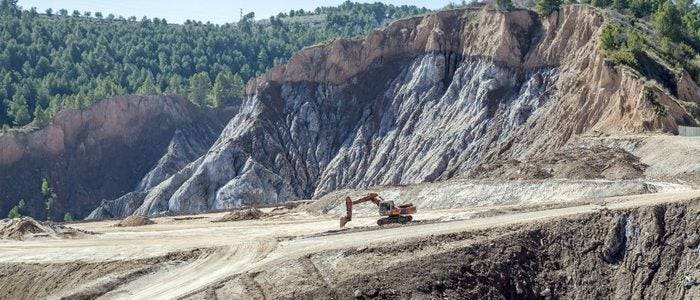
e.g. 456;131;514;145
339;192;417;228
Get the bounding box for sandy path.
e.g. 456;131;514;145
101;241;277;299
254;189;700;268
3;189;699;299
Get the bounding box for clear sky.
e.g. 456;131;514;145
18;0;453;24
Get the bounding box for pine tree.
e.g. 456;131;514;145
536;0;563;16
210;71;244;107
600;24;624;51
7;199;25;219
188;72;211;107
654;1;683;42
33;105;49;126
613;0;628;10
63;213;74;222
136;76;161;95
41;178;56;221
93;77;125;100
626;30;644;53
0;0;18;15
593;0;611;8
495;0;514;11
166;75;185;95
8;94;30;126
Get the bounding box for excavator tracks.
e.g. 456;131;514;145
377;215;413;226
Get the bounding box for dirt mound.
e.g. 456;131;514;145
116;215;155;227
469;145;647;180
0;217;89;240
212;208;267;223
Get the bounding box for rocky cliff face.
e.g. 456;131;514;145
112;6;698;217
0;96;232;220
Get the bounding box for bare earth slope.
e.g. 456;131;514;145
225;196;700;300
0;95;233;220
115;6;698;217
0;190;697;299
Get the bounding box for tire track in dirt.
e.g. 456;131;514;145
6;190;700;299
182;190;700;297
97;239;277;299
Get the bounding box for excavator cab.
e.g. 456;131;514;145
378;201;395;216
340;193;416;228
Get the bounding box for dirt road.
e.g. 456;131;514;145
1;189;698;299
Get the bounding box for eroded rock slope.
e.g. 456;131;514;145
0;96;232;219
124;6;698;217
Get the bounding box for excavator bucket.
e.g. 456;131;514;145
340;196;354;228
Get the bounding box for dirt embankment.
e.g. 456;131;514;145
212;208;267;222
468;145;647;180
115;215;155;227
0;217;91;240
203;199;700;299
0;249;209;300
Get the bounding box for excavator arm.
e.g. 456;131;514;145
340;193;383;227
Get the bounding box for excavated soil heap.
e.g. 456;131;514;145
115;215;155;227
0;217;88;240
212;208;267;222
469;145;647;180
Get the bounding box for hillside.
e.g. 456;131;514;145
0;95;233;220
0;1;428;129
84;5;699;219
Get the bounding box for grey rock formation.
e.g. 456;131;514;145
112;7;699;217
133;156;206;217
136;123;224;192
86;191;148;220
86;122;224;219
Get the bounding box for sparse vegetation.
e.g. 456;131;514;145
495;0;514;11
599;23;642;67
600;24;625;50
41;178;56;221
536;0;564;16
63;213;74;222
7;199;25;219
600;16;699;84
593;0;612;8
643;87;668;116
590;0;700;82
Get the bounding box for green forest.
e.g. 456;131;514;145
0;0;428;129
0;0;698;130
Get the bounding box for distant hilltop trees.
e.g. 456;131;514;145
0;0;428;129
